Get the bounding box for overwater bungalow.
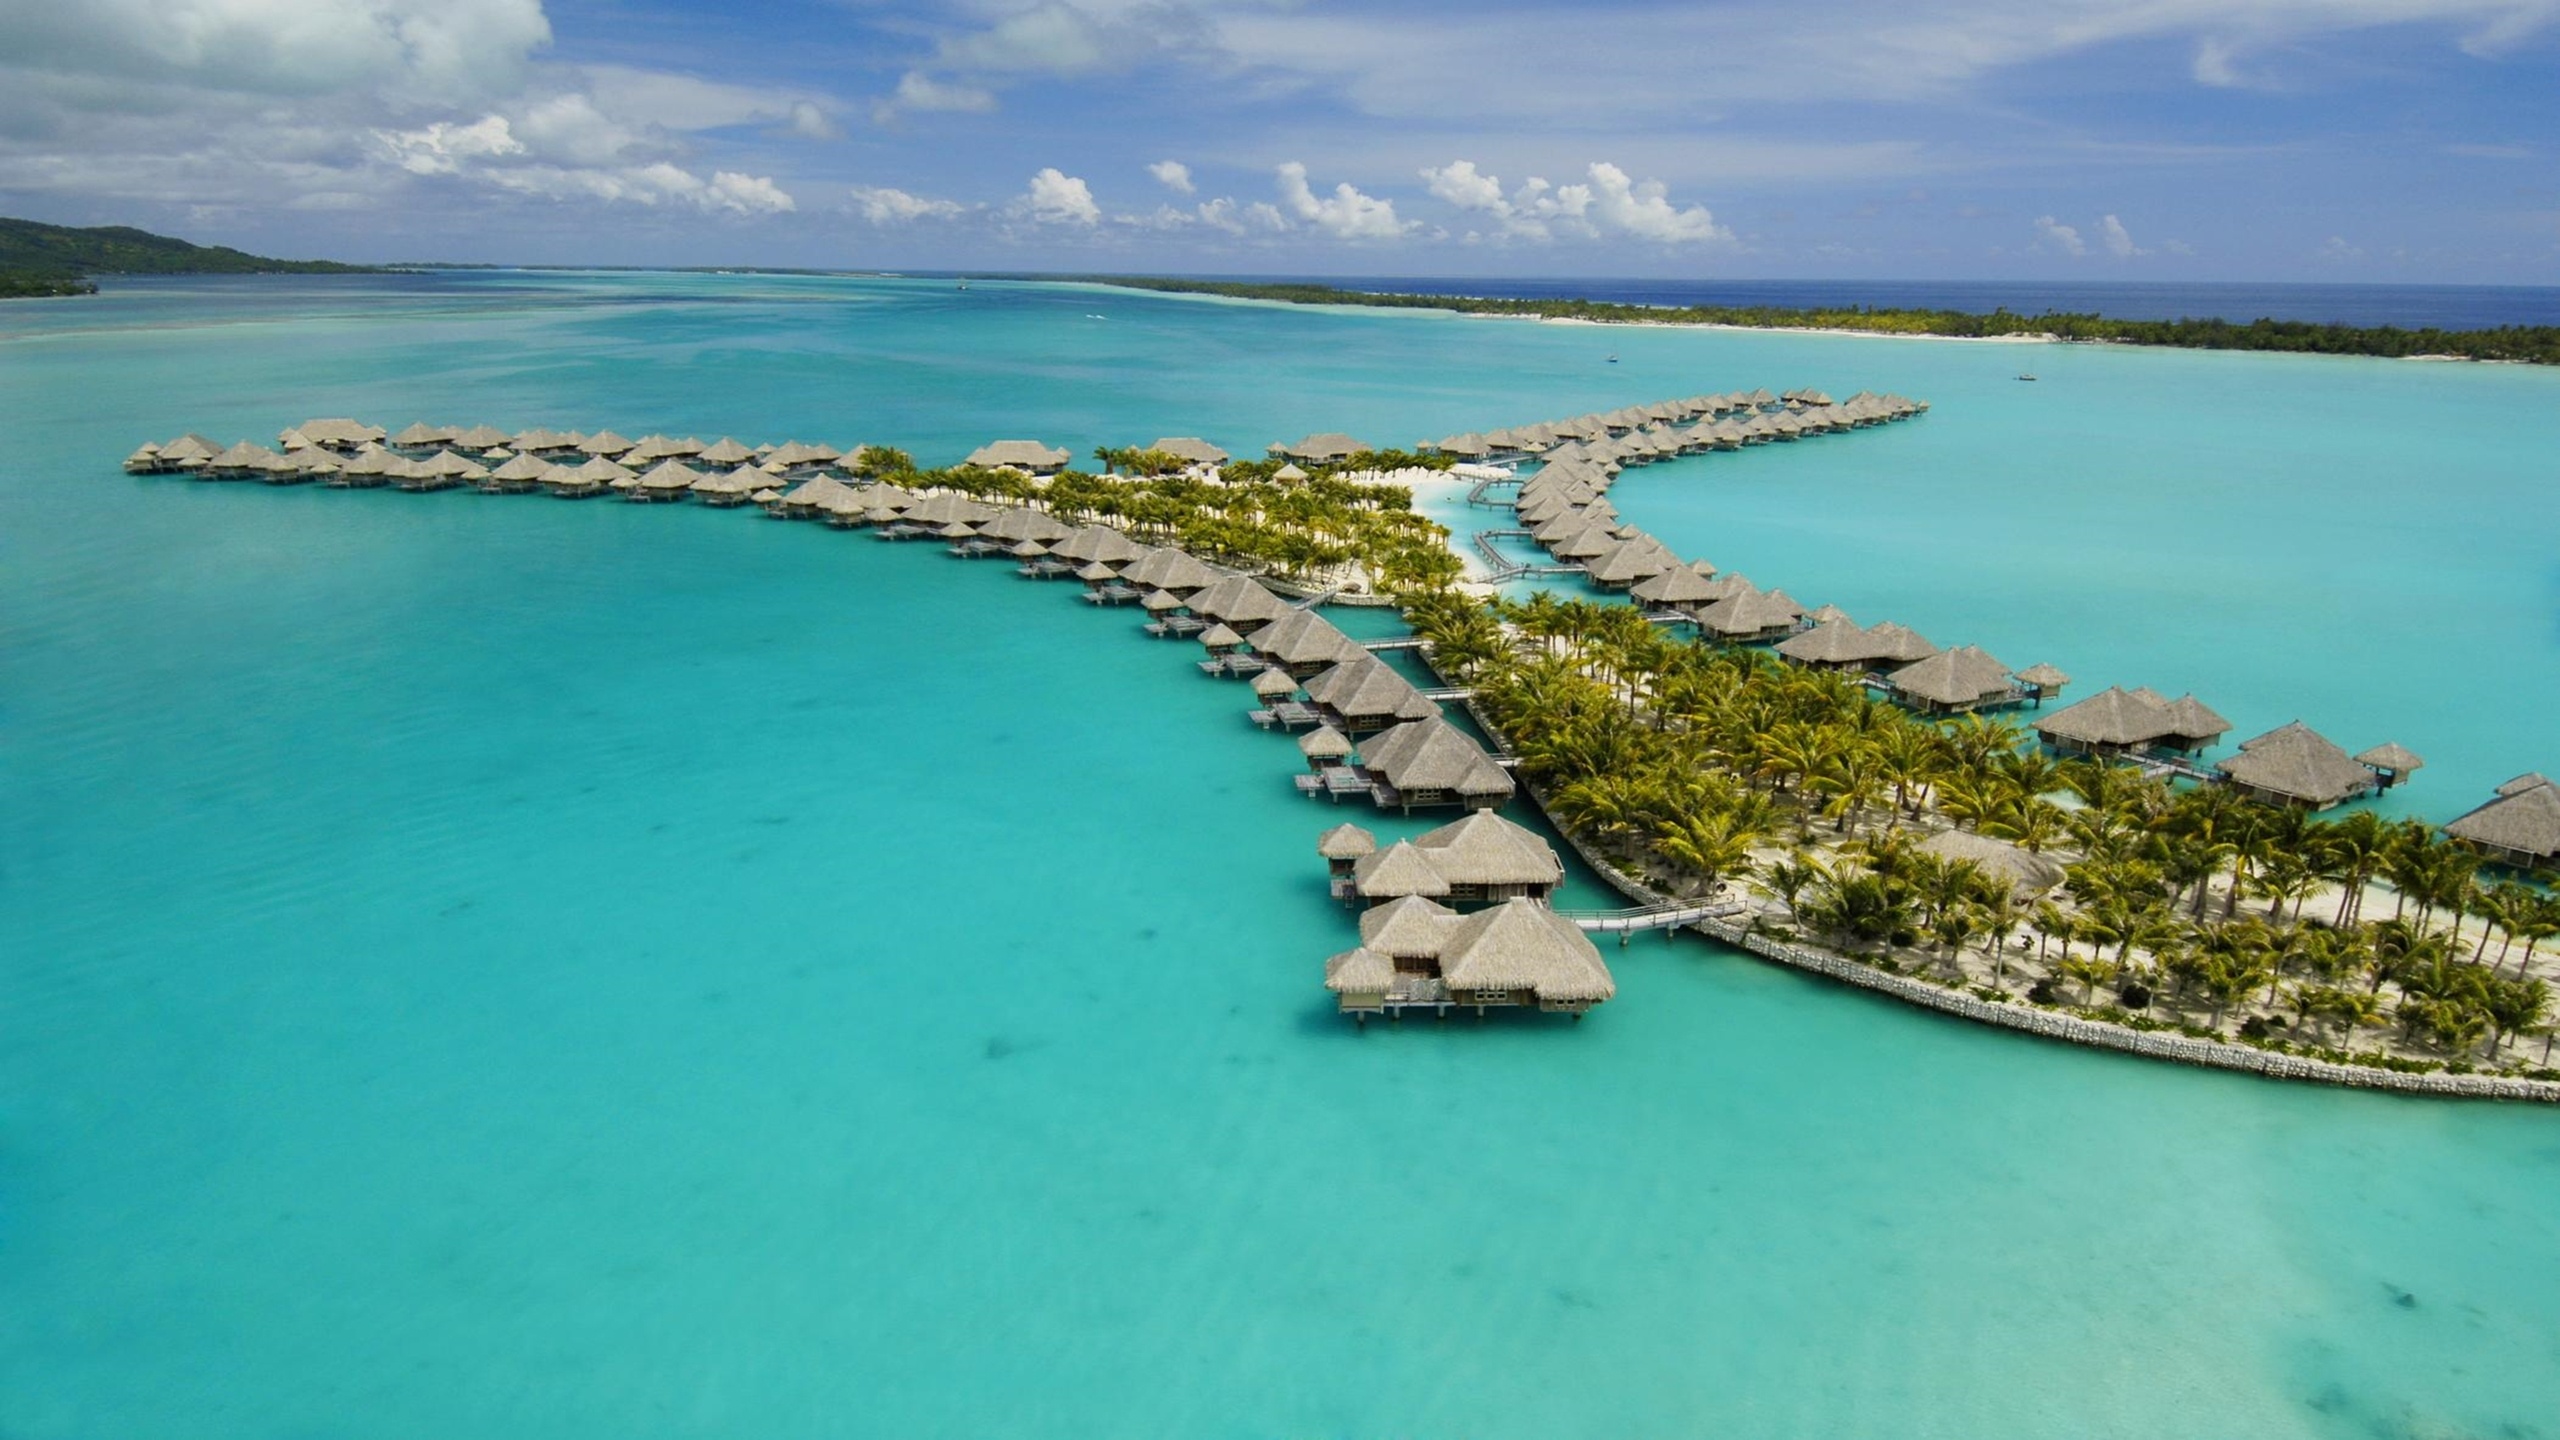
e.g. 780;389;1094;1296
1428;433;1491;458
1197;623;1246;655
202;441;277;478
2444;775;2560;869
1583;536;1678;589
1269;432;1369;464
1695;588;1807;644
1887;645;2018;714
291;418;386;451
1316;821;1376;879
1301;654;1441;734
965;440;1072;475
1184;574;1291;630
454;424;513;452
978;507;1078;550
480;453;551;494
1244;609;1366;677
1144;436;1229;466
544;457;629;497
401;450;485;490
1864;622;1939;665
391;422;458;449
1547;521;1622;563
698;437;756;467
631;460;702;501
1346;810;1563;906
2217;722;2391;810
1051;524;1150;568
2155;693;2233;753
2015;663;2070;704
774;473;862;520
2034;686;2176;758
1261;669;1312;704
1775;617;1879;670
2356;742;2425;790
510;428;581;454
1118;546;1222;595
1629;565;1721;612
903;492;999;531
1331;896;1614;1019
577;430;636;457
688;464;767;506
766;440;840;471
1358;716;1515;811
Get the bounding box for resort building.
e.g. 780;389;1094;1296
1335;810;1564;907
1300;654;1441;734
2034;686;2230;758
2444;774;2560;869
1887;645;2020;714
964;440;1073;475
1327;897;1616;1019
1356;716;1515;811
1269;433;1369;464
2215;722;2397;810
1243;610;1367;677
1143;437;1229;466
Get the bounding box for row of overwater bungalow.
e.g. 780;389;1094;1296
1420;387;1926;463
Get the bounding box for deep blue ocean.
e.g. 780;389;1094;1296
1158;274;2560;329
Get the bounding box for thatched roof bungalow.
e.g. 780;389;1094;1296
1888;645;2017;714
1269;432;1368;463
1185;574;1291;630
965;440;1072;474
2444;775;2560;868
2217;722;2380;810
2034;686;2174;757
1302;655;1440;734
1359;716;1515;810
1144;436;1229;465
1245;609;1366;677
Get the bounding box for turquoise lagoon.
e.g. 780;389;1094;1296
3;272;2558;1437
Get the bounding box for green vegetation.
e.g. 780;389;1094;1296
1091;276;2560;366
868;451;1465;593
0;215;376;299
1400;591;2558;1076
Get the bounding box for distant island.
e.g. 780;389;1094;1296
1087;276;2560;366
0;216;377;298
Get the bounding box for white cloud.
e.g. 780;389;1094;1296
1022;166;1100;225
480;159;792;214
850;184;966;224
783;101;837;140
873;70;997;124
0;0;551;103
1583;161;1726;243
1417;159;1725;245
376;114;523;175
2097;213;2143;258
1148;159;1194;193
1420;159;1506;213
1275;161;1410;240
2318;235;2365;260
2035;215;2087;256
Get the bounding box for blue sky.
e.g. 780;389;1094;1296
1;0;2555;281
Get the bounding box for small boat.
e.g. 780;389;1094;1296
2016;373;2038;382
1605;353;1620;364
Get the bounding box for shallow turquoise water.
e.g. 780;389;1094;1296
4;273;2558;1438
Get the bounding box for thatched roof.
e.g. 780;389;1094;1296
1324;946;1397;994
1409;810;1562;888
1075;560;1122;583
767;440;840;467
1775;618;1877;666
2161;694;2232;743
454;424;512;450
782;474;863;511
2217;722;2374;806
2446;777;2560;859
2035;686;2174;747
1629;566;1720;606
965;439;1071;470
1358;895;1461;958
1142;588;1184;612
2015;663;2070;689
1438;898;1615;1002
1120;546;1223;592
978;507;1078;545
1317;821;1377;859
1270;432;1368;462
2354;743;2425;773
1052;524;1149;566
1697;589;1806;638
1197;623;1243;647
1889;645;2013;708
1354;841;1456;899
636;460;702;491
1585;537;1677;586
1360;717;1515;799
1916;828;2066;894
1247;610;1365;668
1863;622;1938;663
1256;668;1304;700
485;453;552;483
1301;654;1437;723
904;492;999;527
566;456;635;485
1145;436;1229;464
294;418;385;448
698;437;755;465
392;422;457;447
578;430;635;456
691;464;767;496
1185;574;1290;629
1548;522;1622;561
